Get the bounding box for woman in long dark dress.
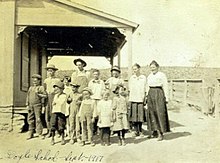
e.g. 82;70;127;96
146;60;170;141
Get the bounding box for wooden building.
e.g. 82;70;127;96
0;0;138;130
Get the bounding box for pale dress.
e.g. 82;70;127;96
97;100;113;128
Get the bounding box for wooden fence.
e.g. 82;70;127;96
168;79;220;118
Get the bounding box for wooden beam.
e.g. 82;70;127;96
126;28;133;78
0;1;16;107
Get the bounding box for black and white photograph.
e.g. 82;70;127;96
0;0;220;162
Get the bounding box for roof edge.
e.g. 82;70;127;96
54;0;139;32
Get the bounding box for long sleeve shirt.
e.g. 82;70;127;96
147;71;169;101
88;79;105;100
128;74;147;102
105;77;124;92
52;93;68;115
26;85;47;106
71;69;90;93
97;99;113;127
43;77;60;94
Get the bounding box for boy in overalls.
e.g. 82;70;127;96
26;74;47;139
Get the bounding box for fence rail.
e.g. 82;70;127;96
169;79;220;118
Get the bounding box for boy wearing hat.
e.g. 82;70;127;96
106;66;124;99
67;81;82;144
26;74;47;139
43;64;60;138
78;87;96;146
71;58;90;93
50;80;68;145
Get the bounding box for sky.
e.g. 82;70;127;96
49;0;220;70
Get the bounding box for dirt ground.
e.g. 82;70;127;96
0;102;220;163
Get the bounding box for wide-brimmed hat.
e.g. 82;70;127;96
45;64;58;71
70;81;80;87
73;58;87;67
111;66;121;73
31;74;42;79
53;80;64;89
82;87;93;95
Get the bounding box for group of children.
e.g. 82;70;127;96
26;64;130;146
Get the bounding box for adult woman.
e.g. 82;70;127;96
128;63;147;137
146;60;170;141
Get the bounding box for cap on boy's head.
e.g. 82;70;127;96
53;80;64;89
73;58;87;67
45;64;58;71
31;74;42;79
110;65;121;73
82;87;93;95
70;81;80;87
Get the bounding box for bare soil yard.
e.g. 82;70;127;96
0;102;220;163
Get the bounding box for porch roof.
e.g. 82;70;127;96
25;26;126;58
18;0;139;60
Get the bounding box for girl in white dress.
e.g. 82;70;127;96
97;91;113;146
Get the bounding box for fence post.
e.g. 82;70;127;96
183;80;187;106
169;80;173;101
214;79;220;119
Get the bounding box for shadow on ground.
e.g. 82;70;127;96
164;131;191;140
169;120;184;128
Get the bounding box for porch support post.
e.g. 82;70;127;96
117;47;121;68
126;27;133;78
110;56;114;68
41;48;47;82
0;1;16;107
0;0;16;131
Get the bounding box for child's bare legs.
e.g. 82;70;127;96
121;129;126;146
117;130;126;146
51;130;55;145
117;131;122;146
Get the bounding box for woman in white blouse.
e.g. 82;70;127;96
146;60;170;141
128;63;147;137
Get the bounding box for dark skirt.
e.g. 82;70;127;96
128;102;146;122
147;87;170;133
